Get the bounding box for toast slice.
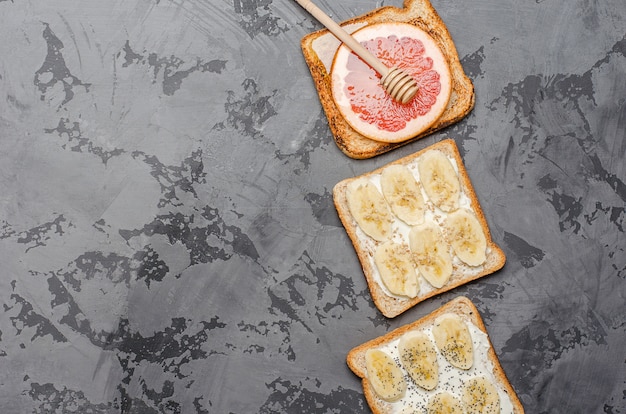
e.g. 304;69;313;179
300;0;474;159
347;296;524;413
333;139;505;318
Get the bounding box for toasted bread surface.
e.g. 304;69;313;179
301;0;474;159
347;296;525;413
333;139;506;318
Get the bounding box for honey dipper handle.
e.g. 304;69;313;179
295;0;390;77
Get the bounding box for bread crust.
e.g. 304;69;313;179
301;0;474;159
347;296;525;413
333;139;506;318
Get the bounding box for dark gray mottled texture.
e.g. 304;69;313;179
0;0;624;413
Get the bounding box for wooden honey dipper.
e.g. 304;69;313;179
295;0;419;104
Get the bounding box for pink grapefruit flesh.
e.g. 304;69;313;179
330;22;452;143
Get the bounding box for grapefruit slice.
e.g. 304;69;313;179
330;22;452;143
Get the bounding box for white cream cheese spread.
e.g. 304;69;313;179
377;317;514;413
352;152;489;300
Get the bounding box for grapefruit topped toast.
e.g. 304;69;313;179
301;0;474;158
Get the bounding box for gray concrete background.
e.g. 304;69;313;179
0;0;624;412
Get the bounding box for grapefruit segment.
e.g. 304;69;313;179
331;22;452;143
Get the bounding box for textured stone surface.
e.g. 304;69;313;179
0;0;624;413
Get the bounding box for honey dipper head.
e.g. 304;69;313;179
381;67;419;104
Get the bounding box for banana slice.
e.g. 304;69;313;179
364;348;407;402
380;164;425;225
445;209;487;266
426;392;464;414
418;150;460;212
462;376;501;414
408;223;453;288
398;331;439;390
432;313;474;370
374;241;419;298
346;178;393;242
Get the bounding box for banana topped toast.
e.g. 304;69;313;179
333;139;505;318
347;296;524;413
